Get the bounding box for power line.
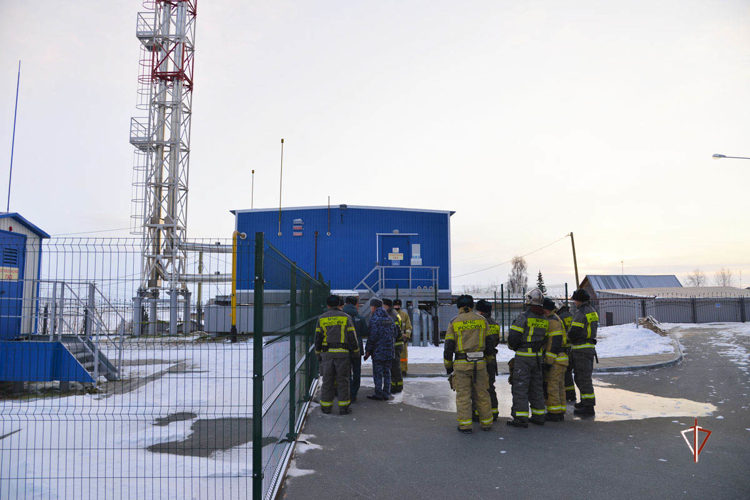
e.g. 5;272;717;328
452;234;570;279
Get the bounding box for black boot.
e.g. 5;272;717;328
530;415;545;426
366;394;384;401
544;413;563;422
506;418;529;428
457;426;473;434
339;406;353;415
566;392;577;402
574;406;595;416
574;402;585;409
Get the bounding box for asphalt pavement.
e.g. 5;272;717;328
281;327;750;499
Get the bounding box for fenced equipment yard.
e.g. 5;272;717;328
0;234;327;499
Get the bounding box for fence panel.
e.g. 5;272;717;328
0;235;326;500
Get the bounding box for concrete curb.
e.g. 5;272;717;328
372;333;686;378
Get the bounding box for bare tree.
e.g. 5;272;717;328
714;268;734;287
506;256;528;294
684;269;707;287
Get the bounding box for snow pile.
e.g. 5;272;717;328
363;323;674;365
595;324;674;357
667;322;750;373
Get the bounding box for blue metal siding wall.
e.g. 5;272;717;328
235;208;451;291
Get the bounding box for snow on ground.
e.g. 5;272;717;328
666;322;750;373
0;342;262;499
363;324;674;365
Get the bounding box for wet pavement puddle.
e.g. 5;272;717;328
360;377;716;422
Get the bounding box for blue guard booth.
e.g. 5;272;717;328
0;214;96;385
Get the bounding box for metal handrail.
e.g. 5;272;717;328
354;265;440;294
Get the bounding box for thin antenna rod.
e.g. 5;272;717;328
7;60;21;212
278;139;284;236
327;196;331;235
251;169;255;209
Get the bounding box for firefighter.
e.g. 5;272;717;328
444;295;494;433
383;298;404;393
568;289;599;416
556;301;576;402
315;295;360;415
542;298;568;421
474;299;500;420
393;299;413;374
507;288;549;428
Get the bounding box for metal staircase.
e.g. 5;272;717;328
32;281;125;383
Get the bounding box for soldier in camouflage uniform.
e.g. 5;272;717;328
365;298;396;401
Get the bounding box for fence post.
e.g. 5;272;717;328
86;282;95;339
500;285;505;343
133;293;142;337
169;289;178;336
252;232;265;499
691;297;698;324
740;296;746;323
565;283;569;306
182;290;191;335
288;264;298;440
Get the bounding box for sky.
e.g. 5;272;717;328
1;0;749;292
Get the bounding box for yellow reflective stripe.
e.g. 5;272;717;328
458;419;472;425
546;405;566;411
581;393;595;399
327;348;349;353
515;411;529;417
545;352;557;361
338;400;351;406
531;408;545;415
510;325;524;333
565;385;575;390
445;330;455;340
492;408;499;414
547;331;563;336
320;401;333;407
572;343;596;349
391;381;403;386
556;354;569;361
516;351;543;357
571;322;585;328
480;417;494;425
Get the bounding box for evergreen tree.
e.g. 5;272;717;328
536;271;547;294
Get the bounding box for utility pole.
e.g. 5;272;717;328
251;169;255;209
570;232;580;289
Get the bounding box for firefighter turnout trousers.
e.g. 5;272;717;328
391;345;404;392
565;363;576;400
571;349;596;406
320;355;352;412
472;360;498;418
456;361;493;430
511;355;545;421
545;363;567;414
400;342;409;374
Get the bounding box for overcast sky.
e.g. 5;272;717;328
1;0;749;291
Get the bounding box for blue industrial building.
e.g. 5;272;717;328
233;205;454;296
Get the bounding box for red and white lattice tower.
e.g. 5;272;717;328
129;0;197;294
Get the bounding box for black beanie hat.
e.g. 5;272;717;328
382;298;393;307
345;296;358;305
456;294;474;309
370;298;383;308
327;295;341;307
542;297;556;311
393;299;402;306
475;299;492;314
571;289;590;302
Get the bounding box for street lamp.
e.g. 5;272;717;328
713;153;750;160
